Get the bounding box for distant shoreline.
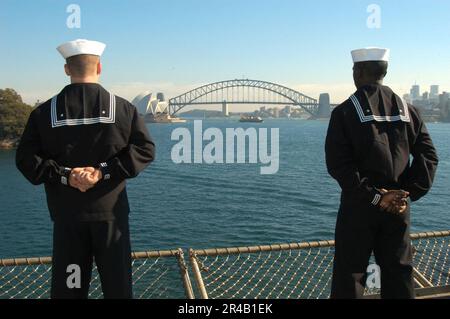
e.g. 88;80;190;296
179;115;449;124
1;118;448;150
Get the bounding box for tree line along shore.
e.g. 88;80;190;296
0;89;32;149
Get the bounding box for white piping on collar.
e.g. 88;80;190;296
350;94;410;123
51;92;116;128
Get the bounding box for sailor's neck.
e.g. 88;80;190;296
356;80;384;90
70;77;100;84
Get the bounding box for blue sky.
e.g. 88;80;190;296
0;0;449;106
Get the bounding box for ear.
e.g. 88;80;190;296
353;67;363;81
97;62;102;75
352;66;361;88
64;64;71;76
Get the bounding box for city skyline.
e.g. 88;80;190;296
405;83;445;101
0;0;449;108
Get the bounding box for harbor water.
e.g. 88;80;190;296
1;119;449;259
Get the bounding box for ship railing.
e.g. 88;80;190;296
189;230;450;299
0;249;194;299
1;230;449;299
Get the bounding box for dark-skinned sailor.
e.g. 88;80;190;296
16;39;155;299
325;47;438;299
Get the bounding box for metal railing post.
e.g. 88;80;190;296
189;249;209;299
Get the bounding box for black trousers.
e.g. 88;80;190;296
50;217;132;299
331;202;415;299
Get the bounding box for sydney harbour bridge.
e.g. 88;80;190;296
135;79;333;118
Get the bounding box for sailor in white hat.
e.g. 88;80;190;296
350;47;390;64
56;39;106;59
16;40;155;299
325;48;438;299
56;39;106;84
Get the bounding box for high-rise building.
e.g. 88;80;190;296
439;92;449;105
439;92;450;122
410;85;420;101
430;85;439;100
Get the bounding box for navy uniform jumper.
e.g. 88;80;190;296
325;84;438;299
16;83;155;298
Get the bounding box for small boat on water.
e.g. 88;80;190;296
145;113;186;123
239;115;264;123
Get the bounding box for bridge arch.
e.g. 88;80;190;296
168;79;319;116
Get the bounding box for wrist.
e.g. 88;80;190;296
98;162;111;180
61;167;72;186
96;168;103;181
371;189;383;207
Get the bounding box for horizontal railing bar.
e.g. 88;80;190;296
0;256;53;267
1;230;448;265
193;241;336;257
410;230;450;240
0;249;180;267
192;230;450;257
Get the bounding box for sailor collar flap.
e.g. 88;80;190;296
50;86;116;128
350;86;410;123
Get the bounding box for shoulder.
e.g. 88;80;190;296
406;103;426;131
407;103;421;118
113;94;138;119
114;94;135;110
29;97;53;120
331;98;354;118
97;84;134;110
99;84;137;119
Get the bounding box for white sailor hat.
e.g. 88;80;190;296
57;39;106;59
351;47;390;63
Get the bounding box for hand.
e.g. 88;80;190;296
69;167;103;192
379;189;409;215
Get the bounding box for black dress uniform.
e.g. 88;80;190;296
325;84;438;299
16;83;155;298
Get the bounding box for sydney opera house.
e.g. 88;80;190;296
132;92;186;123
